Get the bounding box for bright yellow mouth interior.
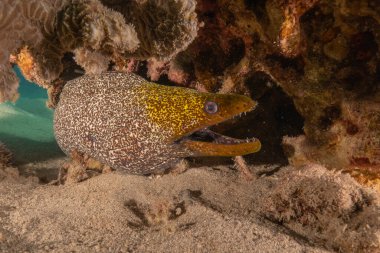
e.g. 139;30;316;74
181;137;261;157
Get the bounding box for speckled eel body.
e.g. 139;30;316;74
54;72;261;174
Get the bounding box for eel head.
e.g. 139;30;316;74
143;84;261;157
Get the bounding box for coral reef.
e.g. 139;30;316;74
144;0;379;187
1;2;379;251
102;0;199;61
0;0;199;104
0;0;58;102
258;164;380;252
270;0;379;186
1;0;378;188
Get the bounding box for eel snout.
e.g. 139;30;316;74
176;93;262;158
174;94;261;157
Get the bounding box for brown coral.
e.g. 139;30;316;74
159;0;380;188
103;0;199;61
278;0;320;57
29;0;140;84
0;0;58;102
1;0;199;104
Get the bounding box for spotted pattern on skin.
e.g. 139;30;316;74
141;83;256;142
54;72;256;174
142;84;216;140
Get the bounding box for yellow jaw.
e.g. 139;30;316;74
182;138;261;157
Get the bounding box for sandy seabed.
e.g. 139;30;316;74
0;158;379;253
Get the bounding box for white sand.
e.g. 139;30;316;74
0;159;378;253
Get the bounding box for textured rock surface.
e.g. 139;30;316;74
148;0;380;188
0;0;199;104
1;0;378;188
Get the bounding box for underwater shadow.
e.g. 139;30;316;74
0;133;65;165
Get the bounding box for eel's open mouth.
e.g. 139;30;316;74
177;128;261;157
171;93;261;157
184;128;257;145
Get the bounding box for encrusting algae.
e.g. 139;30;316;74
54;72;261;174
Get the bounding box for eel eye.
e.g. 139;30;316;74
204;101;218;114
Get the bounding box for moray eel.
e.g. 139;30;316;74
54;72;261;174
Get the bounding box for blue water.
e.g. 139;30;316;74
0;67;64;164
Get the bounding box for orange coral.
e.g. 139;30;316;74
279;0;320;57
